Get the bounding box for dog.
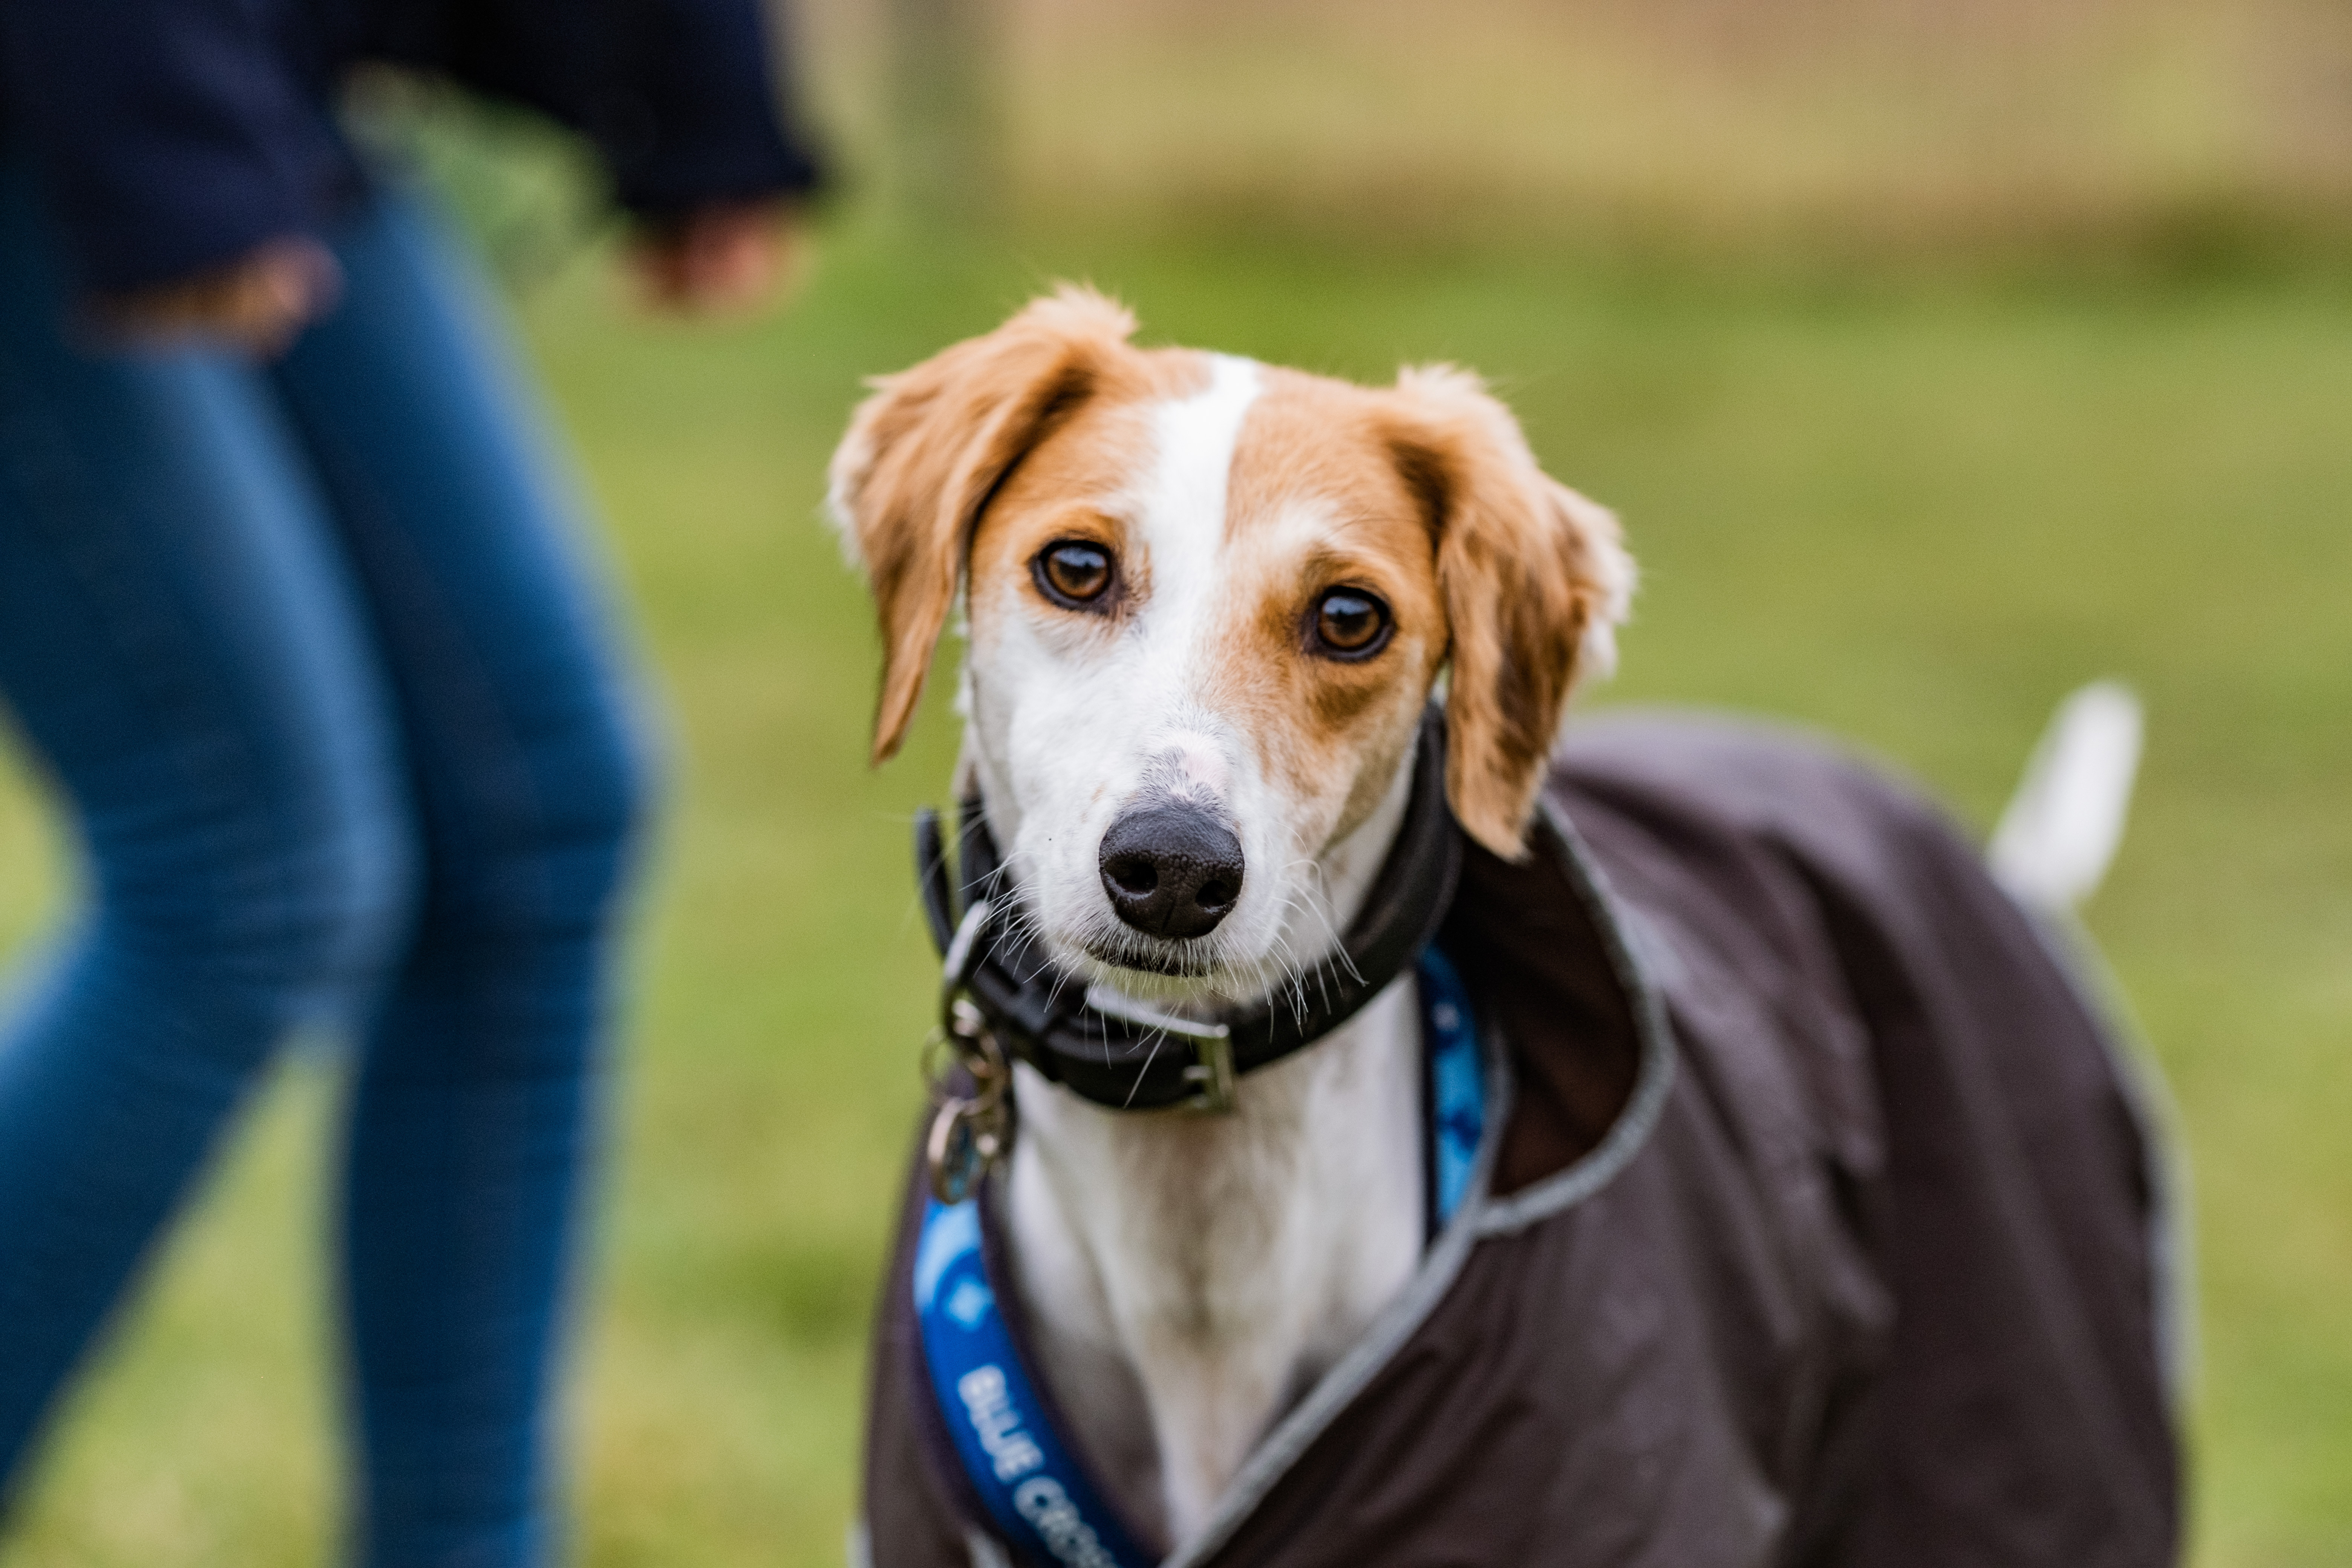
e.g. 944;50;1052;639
829;289;2180;1568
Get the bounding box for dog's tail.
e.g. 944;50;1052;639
1989;680;2145;912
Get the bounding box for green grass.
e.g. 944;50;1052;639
0;223;2347;1565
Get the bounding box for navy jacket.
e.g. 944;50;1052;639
0;0;822;294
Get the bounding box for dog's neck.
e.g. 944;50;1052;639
985;748;1429;1550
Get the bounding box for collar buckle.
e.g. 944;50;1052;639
1182;1033;1237;1113
1081;985;1237;1113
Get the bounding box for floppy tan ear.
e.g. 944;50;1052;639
827;286;1140;763
1385;366;1635;859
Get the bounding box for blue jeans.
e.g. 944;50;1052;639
0;171;654;1566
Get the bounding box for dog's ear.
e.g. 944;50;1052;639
1385;366;1634;859
828;286;1139;763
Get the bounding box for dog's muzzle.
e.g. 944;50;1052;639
913;706;1463;1116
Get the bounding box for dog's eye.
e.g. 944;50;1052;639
1310;588;1392;658
1035;540;1116;608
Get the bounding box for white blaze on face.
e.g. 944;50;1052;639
1125;355;1261;804
969;353;1422;1008
971;355;1301;998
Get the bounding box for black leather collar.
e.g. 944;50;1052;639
914;708;1464;1111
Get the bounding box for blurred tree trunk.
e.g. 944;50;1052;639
884;0;1005;228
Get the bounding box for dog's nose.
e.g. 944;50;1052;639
1098;804;1246;940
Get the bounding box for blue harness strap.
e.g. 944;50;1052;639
916;946;1485;1566
914;1200;1152;1568
1419;945;1485;1226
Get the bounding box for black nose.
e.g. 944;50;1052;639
1098;803;1246;940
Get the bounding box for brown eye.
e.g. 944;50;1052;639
1311;588;1392;659
1035;540;1115;609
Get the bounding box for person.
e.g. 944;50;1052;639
0;2;820;1560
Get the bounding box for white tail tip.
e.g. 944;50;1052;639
1989;681;2145;912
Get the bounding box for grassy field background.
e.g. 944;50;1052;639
2;6;2350;1560
806;0;2352;263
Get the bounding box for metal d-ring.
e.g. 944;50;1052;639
923;901;1014;1204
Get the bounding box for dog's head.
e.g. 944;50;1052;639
831;287;1632;1007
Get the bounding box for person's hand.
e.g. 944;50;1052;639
631;199;802;316
94;237;342;358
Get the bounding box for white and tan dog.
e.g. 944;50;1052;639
829;286;1633;1550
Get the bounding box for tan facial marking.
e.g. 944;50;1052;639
830;288;1632;999
1185;372;1448;846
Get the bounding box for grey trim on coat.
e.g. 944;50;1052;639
1159;792;1678;1566
1158;977;1520;1568
1474;796;1678;1238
